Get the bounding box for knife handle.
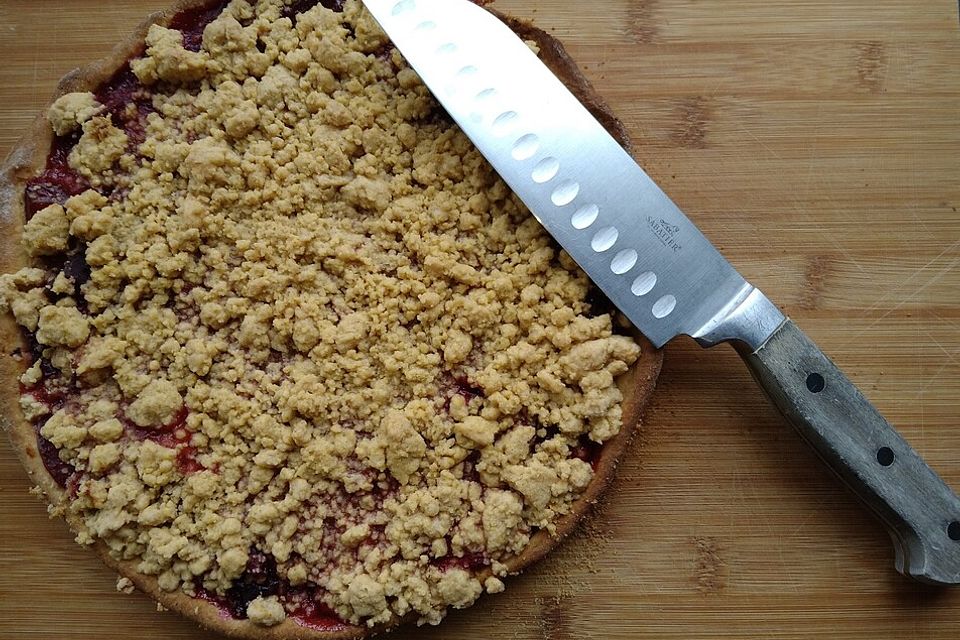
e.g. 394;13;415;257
738;319;960;585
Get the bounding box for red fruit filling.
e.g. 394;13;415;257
290;601;351;631
285;585;351;631
24;132;89;218
93;65;157;147
35;425;76;487
442;375;484;413
224;549;281;618
196;549;351;629
282;0;345;24
168;0;232;51
122;406;205;475
571;434;603;470
434;550;489;573
21;368;78;488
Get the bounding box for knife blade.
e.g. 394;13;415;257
361;0;960;584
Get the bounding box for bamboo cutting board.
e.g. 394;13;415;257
1;0;959;637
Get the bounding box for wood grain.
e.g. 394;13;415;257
1;0;959;638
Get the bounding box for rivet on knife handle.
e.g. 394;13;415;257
739;319;960;584
361;0;960;583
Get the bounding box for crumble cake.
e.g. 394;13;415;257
0;0;661;637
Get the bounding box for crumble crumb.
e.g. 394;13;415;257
89;442;121;473
136;440;178;488
382;409;426;485
126;379;183;428
484;576;505;594
132;25;212;84
117;576;136;594
89;418;124;442
345;574;388;622
437;568;483;609
246;596;286;626
47;92;104;136
22;204;69;256
454;416;499;448
36;305;89;348
69;116;127;177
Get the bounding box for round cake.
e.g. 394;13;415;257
0;0;662;637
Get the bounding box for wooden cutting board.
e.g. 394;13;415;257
1;0;958;637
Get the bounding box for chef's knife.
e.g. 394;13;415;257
362;0;960;584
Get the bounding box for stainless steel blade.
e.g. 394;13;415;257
362;0;784;349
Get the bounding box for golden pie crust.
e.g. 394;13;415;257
0;1;662;637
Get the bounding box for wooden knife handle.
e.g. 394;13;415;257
739;319;960;585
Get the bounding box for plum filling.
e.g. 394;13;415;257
24;381;79;487
533;426;603;470
461;450;481;483
24;66;153;218
19;342;77;487
198;549;351;629
29;397;76;488
282;0;345;23
94;65;156;147
202;532;486;627
289;597;350;631
571;434;603;470
38;242;93;314
35;426;76;487
19;245;93;484
122;406;205;475
225;549;281;618
175;445;205;475
22;332;58;381
434;550;489;573
168;0;232;51
24;132;89;219
62;245;92;313
442;375;484;413
451;376;483;402
24;64;155;216
585;284;616;319
25;65;153;219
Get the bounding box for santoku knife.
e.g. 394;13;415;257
362;0;960;584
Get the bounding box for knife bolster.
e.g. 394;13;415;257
692;285;785;350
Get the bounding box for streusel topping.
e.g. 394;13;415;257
1;0;640;628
